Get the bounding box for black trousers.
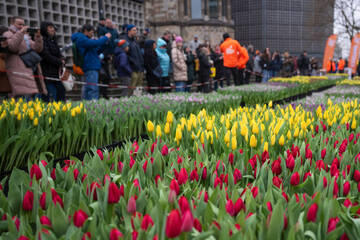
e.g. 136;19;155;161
224;67;238;86
99;61;111;99
199;75;210;93
244;70;252;84
238;68;244;85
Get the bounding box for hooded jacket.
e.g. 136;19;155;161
114;47;132;78
144;40;160;82
171;43;187;82
40;21;63;79
156;38;170;78
71;32;108;72
124;34;144;72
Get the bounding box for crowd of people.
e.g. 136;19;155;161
0;16;354;101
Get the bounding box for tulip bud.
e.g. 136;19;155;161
30;164;42;180
290;172;300;186
251;186;258;198
96;149;104;160
266;202;272;212
165;210;182;238
109;228;123;240
226;199;235;216
202;167;207;180
178;196;190;214
306;203;318;222
228;152;234;165
22;191;34;211
181;210;194;232
178;168;188;185
327;217;339;233
193;218;202;232
40;192;46;210
170;179;180;195
354;170;360;182
127;196;137;214
161;145;169;156
108;182;121;204
73;169;79;181
40;216;52;227
271;158;282;175
343;181;350;196
73;209;88;228
141;214;154;230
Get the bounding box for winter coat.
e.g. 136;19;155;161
71;32;109;72
220;37;242;68
156;38;170;78
281;57;294;77
338;59;345;70
144;45;160;83
98;26;119;56
211;52;224;79
297;54;310;71
114;47;132;78
270;55;282;72
253;55;262;73
185;51;196;81
0;53;11;93
189;40;201;53
171;46;187;82
124;34;144;72
260;54;271;71
246;51;255;71
40;21;63;80
3;27;47;96
199;51;211;77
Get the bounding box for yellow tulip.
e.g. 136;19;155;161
71;110;76;117
250;134;257;148
166;111;173;124
269;101;273;108
49;117;52;125
175;127;182;141
252;124;259;134
287;130;291;140
17;114;21;121
271;135;276;146
164;122;170;134
293;127;299;138
279;135;285;146
263;142;268;152
224;130;230;144
231;136;237;150
147;120;154;132
352;118;357;129
33;117;38;126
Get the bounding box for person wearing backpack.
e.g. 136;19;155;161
71;24;111;100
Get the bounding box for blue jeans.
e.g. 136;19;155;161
44;81;65;102
83;70;99;100
175;81;186;92
262;70;271;82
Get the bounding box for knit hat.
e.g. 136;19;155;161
175;36;183;43
118;39;129;49
126;24;136;32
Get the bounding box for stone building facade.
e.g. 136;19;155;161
145;0;235;46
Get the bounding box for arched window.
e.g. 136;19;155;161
191;0;202;19
209;0;218;19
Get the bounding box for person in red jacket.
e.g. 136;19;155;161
338;57;345;73
237;45;249;85
220;33;242;86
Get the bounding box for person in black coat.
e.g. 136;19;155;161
40;21;65;102
184;45;196;92
199;47;212;93
210;45;225;90
144;39;161;94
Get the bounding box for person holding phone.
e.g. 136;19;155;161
3;16;47;99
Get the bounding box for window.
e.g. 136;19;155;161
209;0;218;19
191;0;202;19
222;0;227;18
184;0;188;16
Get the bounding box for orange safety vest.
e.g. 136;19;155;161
338;59;345;70
220;38;242;68
326;61;336;73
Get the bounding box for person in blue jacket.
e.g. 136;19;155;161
71;24;111;100
156;38;170;92
114;40;132;97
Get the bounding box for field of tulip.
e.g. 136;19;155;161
1;96;360;239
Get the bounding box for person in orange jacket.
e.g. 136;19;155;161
237;45;249;85
220;33;242;86
326;58;336;73
338;57;345;73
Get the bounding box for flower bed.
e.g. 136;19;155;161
0;100;359;239
270;76;328;84
337;79;360;86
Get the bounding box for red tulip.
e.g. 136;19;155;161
340;233;350;240
193;218;202;232
73;169;79;181
235;198;245;214
286;154;295;171
81;174;87;182
315;125;319;133
266;202;272;212
51;168;56;180
321;148;326;159
305;148;312;160
40;216;52;226
283;214;288;229
117;161;124;173
181;210;194;232
51;189;64;208
290;172;300;186
316;160;325;171
306;203;318;222
73;209;88;227
333;180;339;196
262;150;269;163
303;172;312;182
127;196;137;214
165;209;182;238
178;196;190;214
226;199;235;216
282;192;289;202
228;152;234;165
358;182;360;193
272;176;282;189
233;169;242;184
40;192;46;210
17;236;29;240
327;217;339;233
199;167;207;181
170;179;180;195
108;182;121;204
141;214;154;230
142;160;148;173
323;177;328;188
161;145;169;156
251;186;258;198
132;230;138;240
97;149;104;160
343;181;350;196
214;177;222;189
354;170;360;182
109;228;123;240
178;168;188;185
190;169;199;182
82;232;91;240
271;158;282;175
344;199;352;208
129;157;135;168
30;164;42;180
22;191;34;211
